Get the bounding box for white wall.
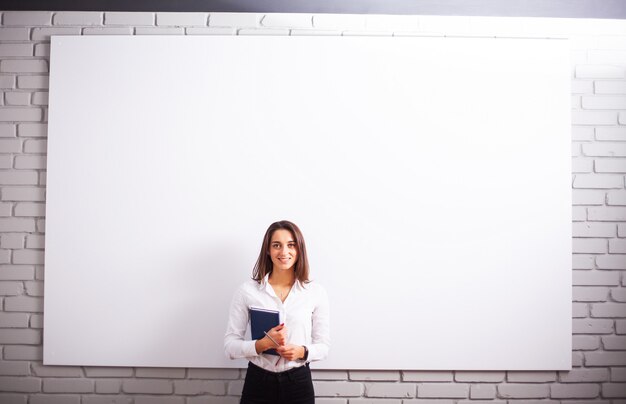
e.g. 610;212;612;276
0;10;625;402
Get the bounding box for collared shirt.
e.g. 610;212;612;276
224;274;330;372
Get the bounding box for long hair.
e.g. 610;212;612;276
252;220;310;284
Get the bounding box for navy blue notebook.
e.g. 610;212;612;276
249;307;280;356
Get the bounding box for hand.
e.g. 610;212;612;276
266;323;287;347
276;344;305;361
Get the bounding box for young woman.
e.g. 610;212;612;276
224;220;330;404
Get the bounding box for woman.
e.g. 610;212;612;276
224;220;330;404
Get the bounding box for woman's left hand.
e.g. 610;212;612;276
276;344;305;361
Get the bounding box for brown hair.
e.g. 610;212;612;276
252;220;310;284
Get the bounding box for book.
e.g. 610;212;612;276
249;307;280;356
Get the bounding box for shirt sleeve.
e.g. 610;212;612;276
307;284;330;362
224;284;259;359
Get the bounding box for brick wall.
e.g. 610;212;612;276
0;10;625;404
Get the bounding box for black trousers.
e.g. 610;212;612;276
241;361;315;404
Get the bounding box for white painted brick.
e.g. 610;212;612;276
17;76;48;90
25;235;44;249
584;94;626;109
585;143;626;157
602;382;626;397
13;202;44;217
612;367;626;381
260;13;312;29
0;156;11;169
173;380;225;395
4;92;30;106
134;397;184;404
0;218;36;232
0;376;40;392
0;138;21;152
612;287;626;301
589;50;626;65
0;76;15;90
34;44;49;57
498;384;550;398
36;218;45;233
24;281;43;296
572;110;618;125
573;174;623;188
573;158;593;173
94;379;122;394
30;395;80;404
0;171;38;185
187;368;239;379
122;379;173;394
470;384;496;399
573;319;614;334
618;319;626;333
0;44;33;57
402;371;453;382
31;92;47;106
186;27;236;35
603;335;626;350
591;302;626;317
209;13;260;28
573;238;607;253
596;80;626;94
573;335;601;350
85;396;132;404
18;123;47;137
0;329;41;344
597;127;626;141
105;12;154;26
0;201;12;214
23;139;46;153
156;12;207;26
551;383;601;398
589;207;626;221
3;11;52;26
136;367;185;378
0;312;28;327
0;281;24;295
610;239;626;253
598;35;626;49
0;28;30;41
83;27;133;35
135;27;184;35
573;143;581;157
53;12;103;26
312;14;366;30
43;378;93;393
417;383;470;398
290;30;342;36
1;187;46;201
0;233;24;249
313;381;363;396
84;367;133;377
31;27;82;41
455;372;505;382
419;15;472;35
0;108;42;122
572;206;587;221
349;371;400;381
0;265;35;280
315;399;348;404
14;155;46;169
620;223;626;236
572;127;593;141
311;370;349;380
30;313;43;328
573;222;616;237
402;400;453;404
0;360;30;376
4;295;43;312
364;383;414;398
573;302;589;317
226;379;243;395
621;111;626;124
3;346;41;362
0;123;15;137
573;286;610;301
576;65;625;79
596;159;626;173
366;15;419;32
572;95;581;109
238;28;290;36
572;80;594;94
12;249;44;265
1;60;47;74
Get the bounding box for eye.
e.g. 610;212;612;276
288;243;296;249
271;243;280;249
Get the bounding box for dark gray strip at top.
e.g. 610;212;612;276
2;0;626;19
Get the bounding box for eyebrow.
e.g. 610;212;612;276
271;240;295;243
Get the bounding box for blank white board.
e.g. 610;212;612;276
45;35;571;370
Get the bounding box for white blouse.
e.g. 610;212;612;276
224;274;330;372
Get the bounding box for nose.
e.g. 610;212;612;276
281;245;290;255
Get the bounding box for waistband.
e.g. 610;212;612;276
247;361;309;377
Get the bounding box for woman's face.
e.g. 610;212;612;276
268;229;298;271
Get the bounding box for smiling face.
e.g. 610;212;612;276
268;229;298;272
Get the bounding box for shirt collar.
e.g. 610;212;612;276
259;273;306;291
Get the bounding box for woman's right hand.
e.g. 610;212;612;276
266;323;287;347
